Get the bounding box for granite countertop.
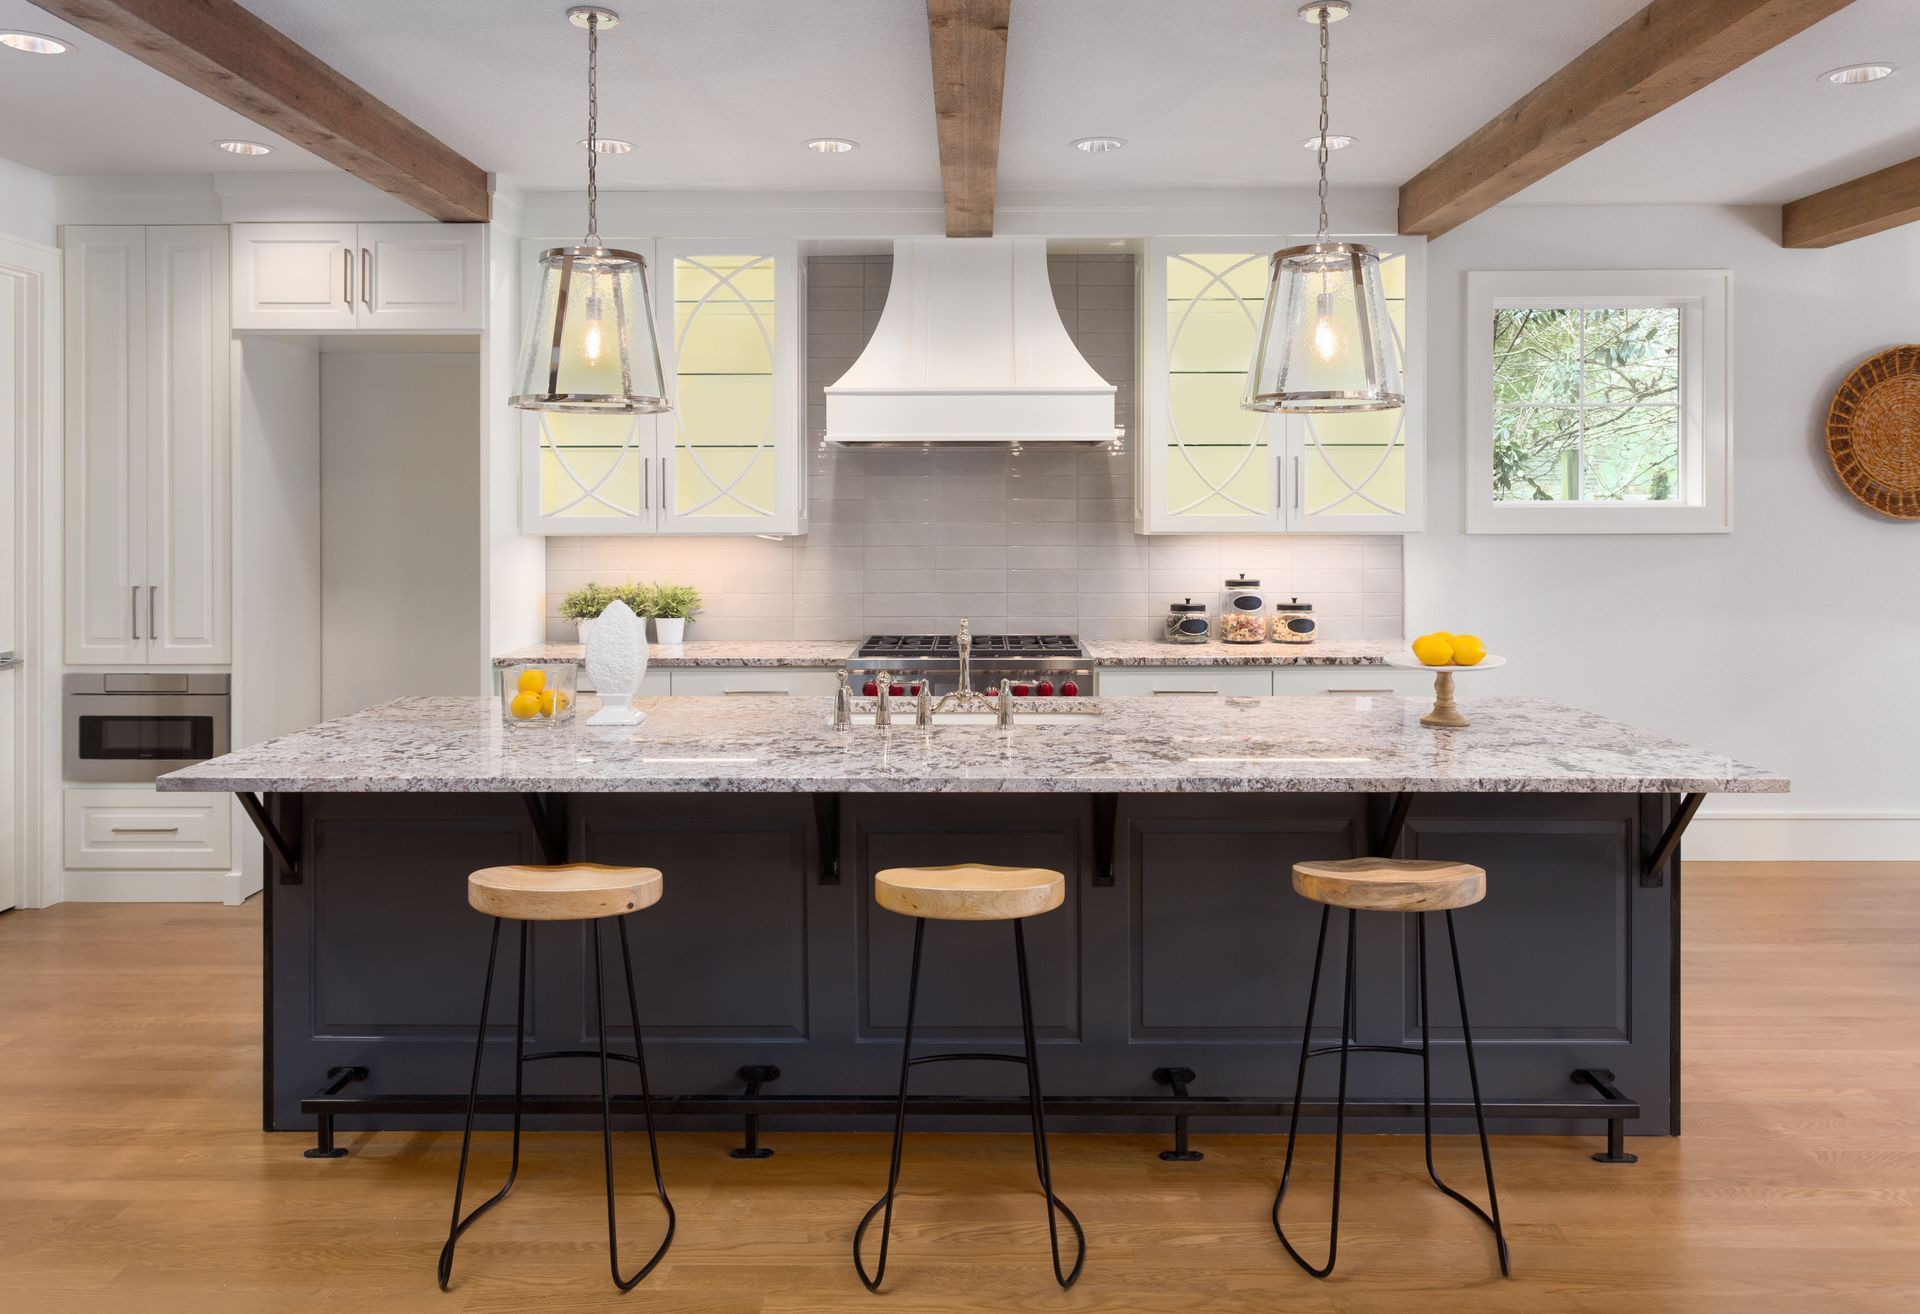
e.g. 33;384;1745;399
494;638;1403;669
160;694;1787;796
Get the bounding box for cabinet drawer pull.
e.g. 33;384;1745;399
1325;688;1393;696
131;585;140;640
148;585;157;639
1151;688;1218;695
110;826;181;834
722;689;790;696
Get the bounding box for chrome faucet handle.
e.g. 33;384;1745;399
915;683;933;729
956;619;974;695
996;678;1014;729
874;670;893;727
833;669;854;732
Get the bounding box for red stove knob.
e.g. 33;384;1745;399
1060;680;1079;697
861;681;878;697
908;683;922;695
1011;683;1031;697
890;685;906;697
1037;680;1055;697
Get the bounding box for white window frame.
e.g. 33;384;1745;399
1465;269;1729;534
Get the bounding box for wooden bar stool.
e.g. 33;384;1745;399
437;863;676;1292
1272;857;1511;1279
854;864;1086;1293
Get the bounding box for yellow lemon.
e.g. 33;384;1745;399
509;691;542;720
1411;633;1455;667
554;690;571;712
516;669;547;694
1450;634;1487;666
539;689;571;717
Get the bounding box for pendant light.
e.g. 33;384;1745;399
510;7;669;413
1244;2;1403;414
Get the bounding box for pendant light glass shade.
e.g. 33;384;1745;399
1243;241;1403;412
510;245;669;413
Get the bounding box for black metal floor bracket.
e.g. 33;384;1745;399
1642;792;1703;888
236;792;301;885
1573;1068;1640;1162
304;1066;369;1158
729;1066;781;1159
1152;1067;1204;1161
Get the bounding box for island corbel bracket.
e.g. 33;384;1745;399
1374;791;1412;857
1090;794;1119;887
1642;792;1704;888
236;792;300;884
521;793;568;866
813;794;841;885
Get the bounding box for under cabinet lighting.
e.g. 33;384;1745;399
805;138;859;154
1821;63;1895;84
1300;133;1356;151
0;31;67;53
579;137;634;153
1071;136;1126;153
215;139;273;156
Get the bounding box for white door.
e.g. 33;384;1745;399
230;222;357;331
145;227;232;662
64;227;148;663
358;223;483;331
0;257;18;910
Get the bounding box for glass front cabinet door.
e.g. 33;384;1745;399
521;238;806;536
1137;236;1424;534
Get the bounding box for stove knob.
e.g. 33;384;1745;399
1060;680;1079;697
861;681;878;697
1011;683;1031;697
1036;680;1055;697
890;684;906;697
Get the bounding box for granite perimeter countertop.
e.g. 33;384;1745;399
160;694;1786;796
493;639;1403;669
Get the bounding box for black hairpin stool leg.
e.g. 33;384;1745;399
1419;911;1510;1276
438;918;529;1291
596;915;676;1292
1013;918;1087;1289
1271;906;1357;1278
854;917;926;1293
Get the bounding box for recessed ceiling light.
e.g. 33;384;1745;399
1821;63;1895;85
805;137;859;154
0;31;68;54
1071;136;1126;153
1300;133;1356;151
579;137;633;154
214;140;273;156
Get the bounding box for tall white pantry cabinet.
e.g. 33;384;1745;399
64;226;232;665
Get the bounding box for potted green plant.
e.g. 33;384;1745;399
644;582;702;646
559;582;627;646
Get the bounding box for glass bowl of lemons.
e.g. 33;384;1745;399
501;663;577;729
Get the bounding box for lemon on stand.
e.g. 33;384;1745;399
1450;635;1487;666
1410;633;1455;667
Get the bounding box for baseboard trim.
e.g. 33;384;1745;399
63;868;254;905
1688;812;1920;861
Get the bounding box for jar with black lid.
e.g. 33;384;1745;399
1219;574;1267;644
1270;597;1316;644
1164;598;1211;644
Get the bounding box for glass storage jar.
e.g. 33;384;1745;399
1164;598;1212;644
1219;575;1267;643
500;662;578;728
1270;597;1316;645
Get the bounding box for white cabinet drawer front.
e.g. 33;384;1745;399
65;788;232;870
566;669;670;696
1270;667;1431;697
1096;667;1273;697
669;669;840;697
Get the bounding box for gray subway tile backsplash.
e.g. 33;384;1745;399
543;253;1405;643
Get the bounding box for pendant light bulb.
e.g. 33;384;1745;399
1312;292;1339;362
509;8;670;414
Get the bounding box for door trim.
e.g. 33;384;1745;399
0;232;62;907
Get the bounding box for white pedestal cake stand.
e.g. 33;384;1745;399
1384;653;1507;728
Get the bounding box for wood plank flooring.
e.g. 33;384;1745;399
2;862;1916;1312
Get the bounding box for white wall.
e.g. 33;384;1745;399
0;158;55;246
320;349;482;719
1408;205;1920;855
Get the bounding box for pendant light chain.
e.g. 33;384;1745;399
1315;5;1330;244
585;11;600;246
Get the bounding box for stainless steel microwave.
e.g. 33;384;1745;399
63;673;230;783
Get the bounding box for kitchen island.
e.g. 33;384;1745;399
160;693;1782;1159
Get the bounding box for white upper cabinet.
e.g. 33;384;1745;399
1137;236;1424;534
522;238;807;536
231;222;482;332
65;225;231;665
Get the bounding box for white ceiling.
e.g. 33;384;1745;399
2;0;1919;218
0;0;328;174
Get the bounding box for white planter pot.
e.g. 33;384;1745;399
574;616;596;646
653;617;686;646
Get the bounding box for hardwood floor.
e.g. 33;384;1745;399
3;862;1917;1312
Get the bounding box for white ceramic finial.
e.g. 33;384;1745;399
584;599;649;725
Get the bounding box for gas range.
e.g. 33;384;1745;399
845;630;1091;697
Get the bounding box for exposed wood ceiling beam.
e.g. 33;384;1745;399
30;0;490;222
1398;0;1858;239
1782;156;1920;247
926;0;1010;238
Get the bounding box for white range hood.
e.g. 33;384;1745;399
824;237;1121;448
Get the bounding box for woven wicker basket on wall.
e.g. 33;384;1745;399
1826;346;1920;520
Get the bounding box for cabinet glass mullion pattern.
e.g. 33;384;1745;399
1297;250;1409;518
1162;251;1276;520
668;253;779;522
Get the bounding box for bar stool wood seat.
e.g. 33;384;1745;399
873;863;1066;922
439;862;674;1293
1291;857;1484;912
855;863;1084;1293
468;862;663;921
